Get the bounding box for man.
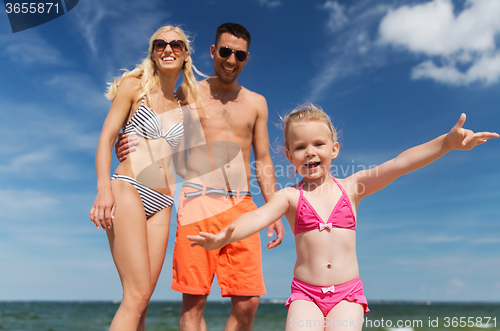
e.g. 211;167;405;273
117;23;284;331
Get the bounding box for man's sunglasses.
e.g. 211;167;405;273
153;39;185;53
218;47;248;62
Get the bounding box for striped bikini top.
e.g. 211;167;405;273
123;96;184;147
294;177;356;235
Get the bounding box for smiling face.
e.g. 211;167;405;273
286;121;339;180
151;30;190;76
210;32;249;85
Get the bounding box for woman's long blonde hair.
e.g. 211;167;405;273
105;25;202;108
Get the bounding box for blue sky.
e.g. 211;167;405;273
0;0;498;303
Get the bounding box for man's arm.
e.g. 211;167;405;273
252;95;284;248
115;134;138;162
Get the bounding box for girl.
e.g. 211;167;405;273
187;103;498;331
89;25;200;331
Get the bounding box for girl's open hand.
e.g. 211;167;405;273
187;224;235;251
445;114;499;151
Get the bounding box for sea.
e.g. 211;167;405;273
0;300;498;330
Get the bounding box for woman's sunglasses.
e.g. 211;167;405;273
153;39;185;53
218;47;248;62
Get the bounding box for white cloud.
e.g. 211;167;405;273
306;1;391;102
257;0;282;9
5;42;66;65
0;189;60;218
0;33;68;66
0;147;82;180
411;53;500;85
73;0;172;64
3;148;54;171
323;1;349;31
423;235;464;243
380;0;496;55
450;278;465;287
472;237;500;244
0;99;101;151
393;256;500;273
44;73;110;112
447;277;466;294
379;0;500;86
0;99;100;180
72;0;107;55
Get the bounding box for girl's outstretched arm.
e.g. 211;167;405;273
352;113;498;201
187;189;290;250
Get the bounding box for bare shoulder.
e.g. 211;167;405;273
281;184;300;201
240;86;267;110
196;79;210;96
267;187;296;212
116;77;141;101
118;77;141;92
241;86;265;101
272;185;300;215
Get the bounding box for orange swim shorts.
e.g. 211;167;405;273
171;184;266;297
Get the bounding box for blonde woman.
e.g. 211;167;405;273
90;25;200;331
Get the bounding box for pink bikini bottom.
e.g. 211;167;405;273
285;277;370;316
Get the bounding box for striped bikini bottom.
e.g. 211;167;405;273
111;174;174;219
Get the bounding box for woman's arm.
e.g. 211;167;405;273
90;78;139;229
187;189;290;250
351;114;498;202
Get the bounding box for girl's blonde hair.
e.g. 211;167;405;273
105;25;202;108
282;102;338;151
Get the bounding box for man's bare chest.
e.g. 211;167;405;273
201;103;255;133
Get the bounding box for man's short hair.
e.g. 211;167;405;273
215;23;251;50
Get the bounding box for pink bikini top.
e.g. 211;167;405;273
294;177;356;235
